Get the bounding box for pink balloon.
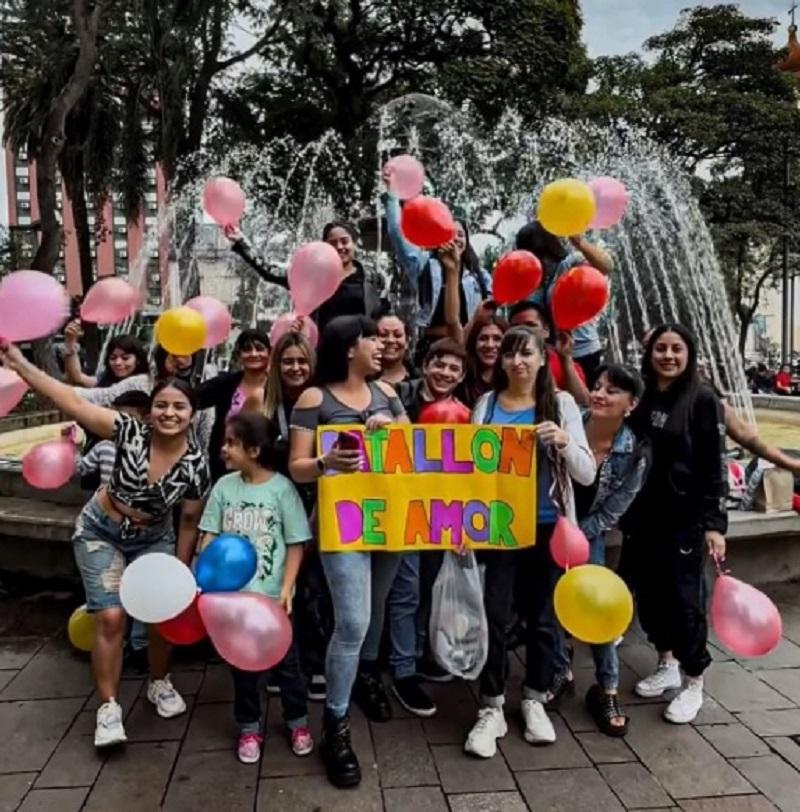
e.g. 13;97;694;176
288;241;346;317
589;177;629;230
549;516;590;569
0;368;29;418
80;278;140;324
269;312;319;348
385;155;425;201
198;592;292;672
711;575;783;658
22;440;76;490
185;296;233;348
203;177;246;227
0;270;70;342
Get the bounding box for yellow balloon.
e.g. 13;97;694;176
68;604;95;652
537;178;597;237
156;307;208;356
554;565;633;644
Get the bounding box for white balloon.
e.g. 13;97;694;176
119;553;197;624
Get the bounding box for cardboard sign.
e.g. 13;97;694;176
317;423;537;552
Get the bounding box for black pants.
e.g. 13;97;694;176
294;551;333;678
629;527;711;678
575;351;602;385
232;639;308;732
417;550;444;658
478;524;560;700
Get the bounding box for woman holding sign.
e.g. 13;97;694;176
289;314;408;789
466;325;595;759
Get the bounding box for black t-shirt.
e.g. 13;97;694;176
429;273;468;328
574;477;599;522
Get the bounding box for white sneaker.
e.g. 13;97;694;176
94;700;127;748
635;659;682;698
521;698;557;745
147;674;187;718
464;707;507;758
664;677;704;724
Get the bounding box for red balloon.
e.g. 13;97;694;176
549;516;590;569
157;596;206;645
400;197;457;249
418;399;471;424
492;250;543;305
711;575;782;658
551;265;609;331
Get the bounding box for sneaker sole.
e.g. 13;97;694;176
664;709;700;725
238;753;260;764
464;743;496;759
390;684;438;718
634;682;682;699
307;691;327;702
95;732;127;748
292;744;315;757
523;730;556;745
148;696;187;719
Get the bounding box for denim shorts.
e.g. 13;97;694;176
73;497;176;613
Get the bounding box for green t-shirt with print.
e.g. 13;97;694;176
199;472;310;598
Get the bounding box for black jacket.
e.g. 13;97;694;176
196;371;244;482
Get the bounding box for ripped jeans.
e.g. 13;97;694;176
72;496;176;613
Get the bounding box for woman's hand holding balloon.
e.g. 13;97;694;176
706;530;726;562
0;340;26;374
538;420;570;451
223;224;243;242
64;320;83;351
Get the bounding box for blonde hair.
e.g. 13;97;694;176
263;331;316;420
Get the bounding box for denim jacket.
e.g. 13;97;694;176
579;413;649;543
384;193;492;328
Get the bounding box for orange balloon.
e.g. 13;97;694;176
492;250;543;305
551;265;609;331
400;197;457;249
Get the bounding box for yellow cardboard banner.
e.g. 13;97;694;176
317;423;537;552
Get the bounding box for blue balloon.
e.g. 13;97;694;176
196;534;258;593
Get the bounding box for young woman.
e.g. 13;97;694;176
289;315;408;788
0;340;208;749
384;174;492;349
196;329;271;481
626;324;726;725
377;313;411;385
199;414;313;765
515;222;613;382
466;326;595;759
62;323;150;389
577;365;649;738
459;314;508;407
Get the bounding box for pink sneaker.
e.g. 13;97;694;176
290;726;314;757
237;732;263;764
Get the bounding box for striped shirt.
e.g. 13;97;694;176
77;440;117;485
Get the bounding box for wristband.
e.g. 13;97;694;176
315;456;326;473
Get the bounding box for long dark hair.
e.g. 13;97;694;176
97;334;149;387
636;322;700;436
461;313;508;406
153;345;205;386
315;315;378;386
515;221;567;282
455;218;485;292
492;326;560;425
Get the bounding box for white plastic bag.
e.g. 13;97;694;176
429;551;488;679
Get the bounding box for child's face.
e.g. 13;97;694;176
221;428;257;470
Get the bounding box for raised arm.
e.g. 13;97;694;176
724;402;800;475
224;225;289;290
0;341;118;439
570;236;614;276
439;242;465;343
383;191;428;282
62;321;98;387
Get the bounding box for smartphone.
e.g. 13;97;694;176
337;431;361;451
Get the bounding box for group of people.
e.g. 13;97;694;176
0;184;775;790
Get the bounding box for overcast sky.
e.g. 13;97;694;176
1;1;797;228
582;0;795;57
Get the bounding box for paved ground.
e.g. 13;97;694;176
2;584;800;811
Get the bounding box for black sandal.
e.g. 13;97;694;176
586;684;628;738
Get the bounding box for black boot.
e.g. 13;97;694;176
353;664;392;722
321;710;361;788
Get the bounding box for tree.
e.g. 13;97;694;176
578;4;800;354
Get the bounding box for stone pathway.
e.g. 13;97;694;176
1;583;800;811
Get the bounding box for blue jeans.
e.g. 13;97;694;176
589;535;619;691
72;497;175;612
321;551;402;717
388;553;420;679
